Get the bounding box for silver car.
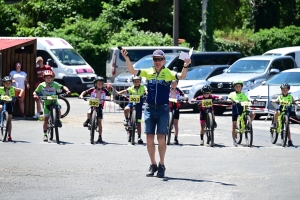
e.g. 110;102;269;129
248;68;300;119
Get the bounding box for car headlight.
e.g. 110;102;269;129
205;81;211;86
66;68;76;74
114;77;119;82
182;90;189;94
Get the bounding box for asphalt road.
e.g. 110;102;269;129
1;98;300;200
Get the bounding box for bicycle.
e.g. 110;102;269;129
121;94;145;145
82;97;110;144
38;95;61;144
0;95;16;142
269;101;293;147
233;101;253;147
40;91;70;118
190;98;216;147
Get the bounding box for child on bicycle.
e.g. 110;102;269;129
116;76;147;144
0;76;24;141
79;76;112;144
33;70;71;142
169;79;187;145
193;85;220;146
270;83;298;147
227;80;254;147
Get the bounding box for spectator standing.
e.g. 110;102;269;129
33;56;55;119
10;61;30;117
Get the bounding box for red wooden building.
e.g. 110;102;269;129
0;38;37;117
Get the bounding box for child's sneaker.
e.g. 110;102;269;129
213;120;217;128
174;137;179;145
200;140;204;146
33;113;40;119
123;119;129;126
233;140;237;147
138;138;143;144
288;140;294;147
57;120;62;128
270;124;276;129
43;135;48;142
7;135;12;141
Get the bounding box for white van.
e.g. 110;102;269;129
106;46;190;82
263;46;300;67
36;38;97;93
0;37;97;93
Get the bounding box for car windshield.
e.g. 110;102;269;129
133;55;175;69
51;49;87;66
266;72;300;86
185;67;213;80
227;60;269;74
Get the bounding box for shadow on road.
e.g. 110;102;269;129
6;140;30;144
162;177;237;186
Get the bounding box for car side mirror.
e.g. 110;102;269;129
269;68;279;74
262;81;266;85
47;58;57;68
223;68;228;73
173;67;178;72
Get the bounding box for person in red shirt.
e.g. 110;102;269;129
33;56;56;119
193;85;221;145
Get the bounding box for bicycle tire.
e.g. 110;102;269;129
53;108;60;144
131;109;136;145
1;111;9;142
167;111;174;145
48;110;54;141
90;110;97;144
58;96;70;118
245;115;253;147
270;117;278;144
236;115;242;144
206;113;214;147
281;115;289;147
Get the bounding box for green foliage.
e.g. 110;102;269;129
0;0;19;35
214;26;300;56
250;25;300;55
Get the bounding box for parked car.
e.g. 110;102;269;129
207;55;297;114
248;68;300;119
263;46;300;67
178;65;229;112
113;52;243;108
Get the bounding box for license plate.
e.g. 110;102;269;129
252;101;266;107
87;84;94;88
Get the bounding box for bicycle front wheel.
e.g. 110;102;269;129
53;108;60;144
236;115;242;144
131;109;137;145
270;117;278;144
167;111;174;145
48;110;54;141
1;111;9;142
58;96;70;118
245;115;253;147
281;115;289;147
206;113;214;147
90;110;97;144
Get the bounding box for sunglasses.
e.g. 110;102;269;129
153;57;164;62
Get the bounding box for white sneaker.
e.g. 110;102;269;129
200;140;204;146
43;135;48;142
233;141;237;147
33;113;40;119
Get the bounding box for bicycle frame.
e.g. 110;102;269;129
0;97;13;142
275;105;287;134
